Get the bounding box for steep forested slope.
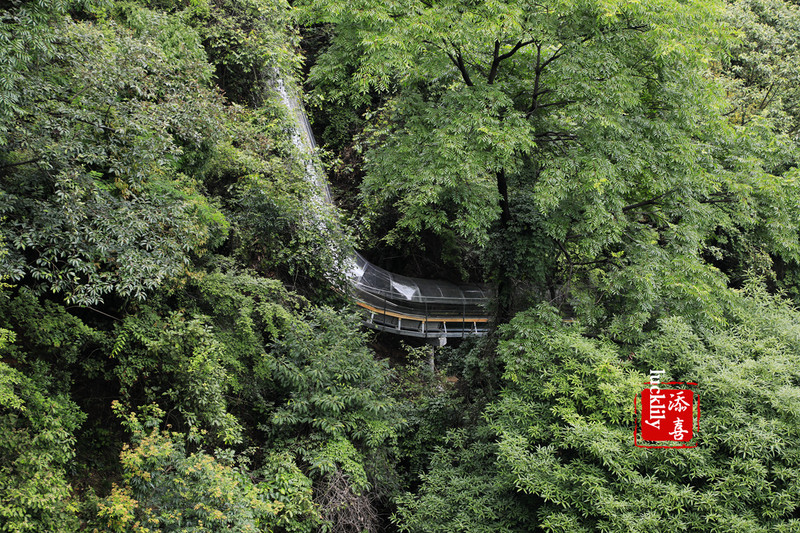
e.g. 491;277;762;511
0;1;396;531
1;0;800;532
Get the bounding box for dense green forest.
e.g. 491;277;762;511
3;0;800;531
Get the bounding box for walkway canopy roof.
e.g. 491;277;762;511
347;253;492;305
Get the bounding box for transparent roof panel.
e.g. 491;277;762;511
348;253;493;304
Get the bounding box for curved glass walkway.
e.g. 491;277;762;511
275;77;493;338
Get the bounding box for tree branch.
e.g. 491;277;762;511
622;189;677;212
455;50;473;87
529;43;543;113
487;38;536;84
487;40;501;85
534;99;575;110
444;42;473;87
0;158;41;171
67;306;122;321
758;82;775;113
527;100;574;117
499;38;536;61
539;44;565;70
699;193;735;205
528;44;568;115
534;131;578;143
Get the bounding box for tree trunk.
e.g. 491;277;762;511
497;168;511;227
496;168;512;324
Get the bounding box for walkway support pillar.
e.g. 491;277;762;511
425;336;446;374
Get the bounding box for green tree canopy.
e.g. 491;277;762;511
482;286;800;532
299;0;728;275
0;6;229;305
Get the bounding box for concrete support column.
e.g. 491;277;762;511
425;336;446;374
